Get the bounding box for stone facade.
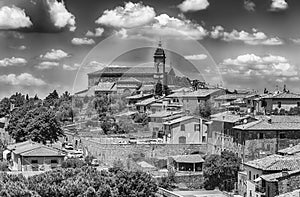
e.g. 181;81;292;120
81;139;207;165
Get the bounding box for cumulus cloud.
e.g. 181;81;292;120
0;73;46;86
118;14;208;40
210;26;283;45
0;57;27;67
290;38;300;44
184;54;207;60
270;0;288;11
0;6;32;29
85;27;104;37
244;0;255;12
221;54;298;79
46;0;76;31
177;0;209;12
96;2;155;29
71;37;95;45
36;61;59;69
40;49;69;60
62;63;80;71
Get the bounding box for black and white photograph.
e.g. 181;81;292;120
0;0;300;196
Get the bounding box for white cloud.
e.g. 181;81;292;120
0;6;32;29
17;45;26;50
0;73;46;86
96;2;155;29
221;54;298;78
85;27;104;37
71;37;95;45
62;63;80;71
46;0;76;31
119;14;208;40
290;38;300;44
270;0;288;11
36;61;59;69
0;57;27;67
244;0;255;12
40;49;69;60
210;26;283;45
184;54;207;60
178;0;209;12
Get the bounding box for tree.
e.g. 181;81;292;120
203;150;241;191
7;104;64;144
93;95;109;118
195;101;215;119
61;158;86;168
0;98;11;118
44;90;59;108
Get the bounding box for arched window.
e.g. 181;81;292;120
179;136;186;144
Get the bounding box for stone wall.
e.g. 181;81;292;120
81;139;207;165
278;172;300;195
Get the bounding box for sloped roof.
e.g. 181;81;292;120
167;88;222;98
7;141;65;157
149;110;182;118
260;170;300;182
171;154;204;163
117;77;141;83
94;82;116;92
214;94;248;101
135;97;157;106
163;116;199;125
234;116;300;131
271;92;300;99
245;154;300;171
211;112;250;123
88;66;172;76
278;144;300;155
126;93;152;100
137;161;156;169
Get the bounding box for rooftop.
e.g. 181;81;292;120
88;66;172;76
149;110;183;118
260;170;300;182
126;93;152;100
171;154;204;163
135;97;157;106
94;82;116;92
211;112;251;123
278;143;300;155
214;94;249;101
245;154;300;171
7;141;65;157
163;116;198;125
270;92;300;99
167;88;222;98
234;116;300;130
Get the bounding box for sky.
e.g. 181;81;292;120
1;0;300;98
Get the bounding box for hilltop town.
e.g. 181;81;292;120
1;44;300;197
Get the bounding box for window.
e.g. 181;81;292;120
194;124;200;131
298;102;300;107
179;136;186;144
279;133;286;139
202;136;206;142
181;124;185;131
278;102;282;108
51;159;58;164
258;133;264;139
31;160;38;164
249;171;252;180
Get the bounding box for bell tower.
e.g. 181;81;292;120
153;41;167;94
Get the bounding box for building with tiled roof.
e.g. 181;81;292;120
261;92;300;114
5;141;65;171
243;154;300;197
169;154;204;172
278;143;300;156
166;88;226;114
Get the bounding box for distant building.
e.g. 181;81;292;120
5;141;65;171
169;154;204;172
261;92;300;114
163;116;209;144
149;110;183;138
166;88;226;114
234;116;300;161
241;154;300;197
